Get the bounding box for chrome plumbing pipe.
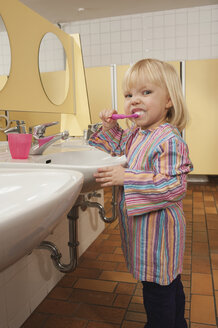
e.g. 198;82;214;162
38;202;80;273
38;186;118;273
80;186;118;223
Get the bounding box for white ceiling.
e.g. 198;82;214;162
19;0;218;25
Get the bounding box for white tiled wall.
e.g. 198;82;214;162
62;5;218;67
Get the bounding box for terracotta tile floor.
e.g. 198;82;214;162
22;177;218;328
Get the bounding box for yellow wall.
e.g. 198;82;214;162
61;34;91;136
0;76;7;90
85;66;112;124
116;65;130;129
9;112;61;135
40;70;69;106
185;59;218;174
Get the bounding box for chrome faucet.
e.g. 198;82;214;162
4;120;26;134
84;123;102;141
29;121;69;155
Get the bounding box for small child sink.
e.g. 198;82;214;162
0;163;83;272
33;148;126;192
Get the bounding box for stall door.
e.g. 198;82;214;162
185;59;218;174
85;66;112;124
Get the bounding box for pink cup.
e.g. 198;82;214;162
8;133;32;159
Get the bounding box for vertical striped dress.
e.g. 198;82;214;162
89;123;193;285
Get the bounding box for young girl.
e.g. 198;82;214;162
89;58;193;328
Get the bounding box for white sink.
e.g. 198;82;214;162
0;163;83;272
0;141;126;193
51;138;91;150
32;148;126;192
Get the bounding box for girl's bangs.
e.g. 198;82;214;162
123;62;163;92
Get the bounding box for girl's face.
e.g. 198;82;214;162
124;77;172;130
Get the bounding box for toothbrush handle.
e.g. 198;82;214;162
111;114;126;120
110;114;138;120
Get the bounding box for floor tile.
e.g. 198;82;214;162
190;295;216;325
207;218;218;229
191;324;217;328
48;286;72;300
128;303;145;313
193;208;205;215
99;271;137;283
192;256;211;274
114;282;136;295
211;253;218;269
43;316;87;328
113;294;131;307
79;258;118;271
74;303;125;324
191;273;213;295
74;278;117;292
87;322;120;328
215;290;218;314
69;288;116;306
121;321;145;328
21;312;48;328
193;231;208;242
98;253;125;262
208;240;218;253
114;247;123;254
192;215;206;223
205;207;217;214
57;274;77;288
193;222;206;231
212;270;218;290
192;242;209;257
131;296;143;304
36;299;79;316
125;311;147;323
208;230;218;242
116;262;129;272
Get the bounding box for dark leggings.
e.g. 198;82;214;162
142;275;187;328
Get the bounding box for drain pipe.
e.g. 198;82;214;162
38;186;118;273
80;186;118;223
38;202;80;273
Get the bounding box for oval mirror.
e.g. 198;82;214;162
0;15;11;91
38;32;69;105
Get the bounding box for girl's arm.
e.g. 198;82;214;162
89;108;137;156
123;138;193;216
88;109;125;155
89;124;126;156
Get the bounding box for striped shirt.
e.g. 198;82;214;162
89;123;193;285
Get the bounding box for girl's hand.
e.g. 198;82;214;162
99;109;117;132
94;165;125;187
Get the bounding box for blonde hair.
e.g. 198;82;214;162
122;58;188;132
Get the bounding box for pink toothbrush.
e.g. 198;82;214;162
110;113;139;120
